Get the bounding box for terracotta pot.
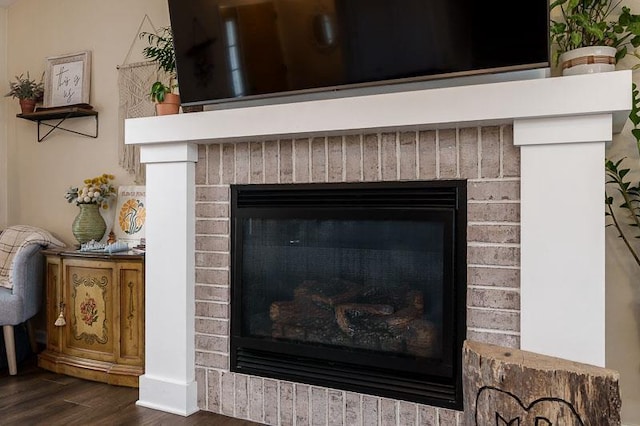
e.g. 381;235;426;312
19;99;36;114
155;93;181;115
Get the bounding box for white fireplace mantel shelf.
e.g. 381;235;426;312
126;70;632;417
126;71;630;145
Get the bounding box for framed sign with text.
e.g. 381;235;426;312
43;50;91;108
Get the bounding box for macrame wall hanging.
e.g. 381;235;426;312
117;15;170;184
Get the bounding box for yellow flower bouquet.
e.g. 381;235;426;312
64;173;116;209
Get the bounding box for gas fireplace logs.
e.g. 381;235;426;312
270;279;440;356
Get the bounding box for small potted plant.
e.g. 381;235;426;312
550;0;640;75
4;72;44;114
140;26;180;115
149;81;179;115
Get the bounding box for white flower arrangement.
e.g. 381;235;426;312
65;173;116;208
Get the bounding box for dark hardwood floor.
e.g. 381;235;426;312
0;353;263;426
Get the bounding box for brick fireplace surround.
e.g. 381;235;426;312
126;70;630;424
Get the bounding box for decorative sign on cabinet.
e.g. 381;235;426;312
37;249;144;387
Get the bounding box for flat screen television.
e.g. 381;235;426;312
167;0;549;107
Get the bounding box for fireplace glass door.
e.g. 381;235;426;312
230;181;466;409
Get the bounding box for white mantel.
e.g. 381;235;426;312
126;70;631;416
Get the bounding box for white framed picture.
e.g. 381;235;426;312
44;50;91;107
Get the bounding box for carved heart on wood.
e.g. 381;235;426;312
475;386;585;426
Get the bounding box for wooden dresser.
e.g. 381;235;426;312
37;249;145;387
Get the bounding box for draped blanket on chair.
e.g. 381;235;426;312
0;225;65;289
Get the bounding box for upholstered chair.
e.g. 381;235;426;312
0;225;65;375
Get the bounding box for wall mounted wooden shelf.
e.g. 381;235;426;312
17;105;98;142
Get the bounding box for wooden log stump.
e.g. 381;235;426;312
463;340;621;426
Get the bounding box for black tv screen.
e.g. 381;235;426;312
168;0;549;107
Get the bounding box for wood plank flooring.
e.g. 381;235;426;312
0;354;263;426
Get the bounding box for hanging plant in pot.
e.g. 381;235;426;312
64;173;117;244
140;26;181;116
4;72;44;114
550;0;640;76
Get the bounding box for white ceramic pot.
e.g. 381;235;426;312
560;46;617;76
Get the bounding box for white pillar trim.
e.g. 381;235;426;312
515;118;609;367
514;114;613;146
135;142;199;416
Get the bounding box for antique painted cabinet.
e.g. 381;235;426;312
37;249;145;387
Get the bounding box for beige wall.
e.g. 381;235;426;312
0;7;7;228
3;0;170;245
606;98;640;424
604;2;640;424
2;0;640;424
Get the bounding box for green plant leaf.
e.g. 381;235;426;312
570;32;583;46
550;0;568;10
149;80;171;103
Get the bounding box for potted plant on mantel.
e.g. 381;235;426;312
4;72;44;114
550;2;640;268
587;2;640;268
550;0;640;75
140;26;181;115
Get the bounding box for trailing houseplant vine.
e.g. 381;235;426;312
606;82;640;268
606;158;640;267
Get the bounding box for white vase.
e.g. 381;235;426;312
559;46;617;76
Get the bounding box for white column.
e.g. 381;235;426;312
515;114;610;367
135;142;199;416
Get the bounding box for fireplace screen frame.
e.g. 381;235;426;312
230;181;466;410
